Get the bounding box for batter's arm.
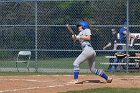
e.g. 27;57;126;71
78;35;91;41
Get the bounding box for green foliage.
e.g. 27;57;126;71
0;1;140;70
0;1;140;50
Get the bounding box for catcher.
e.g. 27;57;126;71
115;52;127;59
69;21;112;84
111;52;128;71
113;52;140;71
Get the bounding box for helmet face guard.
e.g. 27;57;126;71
76;21;90;29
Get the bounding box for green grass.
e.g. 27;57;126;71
0;55;139;75
0;72;40;76
0;56;109;69
62;88;140;93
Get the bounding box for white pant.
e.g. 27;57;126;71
73;46;96;72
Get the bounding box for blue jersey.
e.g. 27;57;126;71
119;27;127;43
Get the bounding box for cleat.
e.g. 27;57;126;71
68;79;79;84
107;78;113;83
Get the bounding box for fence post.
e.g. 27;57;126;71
126;0;130;73
35;1;38;72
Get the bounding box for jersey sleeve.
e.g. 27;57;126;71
85;29;92;35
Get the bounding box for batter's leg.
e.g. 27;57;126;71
73;53;88;80
88;55;110;81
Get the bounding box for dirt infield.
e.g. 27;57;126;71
0;75;140;93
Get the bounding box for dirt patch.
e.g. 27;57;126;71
0;75;140;93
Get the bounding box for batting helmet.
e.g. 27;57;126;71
77;21;90;29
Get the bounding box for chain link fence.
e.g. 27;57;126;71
0;0;140;73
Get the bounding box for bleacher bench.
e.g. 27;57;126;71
100;56;140;71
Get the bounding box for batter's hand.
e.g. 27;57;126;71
72;35;77;41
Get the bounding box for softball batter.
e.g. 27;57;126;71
69;21;112;84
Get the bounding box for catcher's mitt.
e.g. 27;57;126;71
115;52;127;59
